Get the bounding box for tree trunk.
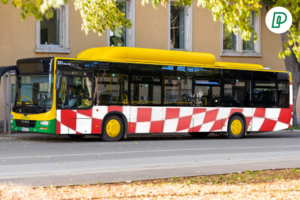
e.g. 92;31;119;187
281;32;300;126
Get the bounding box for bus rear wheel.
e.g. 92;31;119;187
227;115;245;139
101;115;124;142
188;132;210;138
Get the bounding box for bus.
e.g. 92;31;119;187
9;47;293;141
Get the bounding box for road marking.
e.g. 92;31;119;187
1;145;300;160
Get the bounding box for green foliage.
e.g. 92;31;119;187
197;0;261;42
74;0;131;36
1;0;68;21
272;0;300;62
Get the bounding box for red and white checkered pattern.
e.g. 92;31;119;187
56;106;292;134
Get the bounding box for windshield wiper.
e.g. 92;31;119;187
32;104;44;111
13;105;23;110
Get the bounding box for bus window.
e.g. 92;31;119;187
194;68;221;78
57;70;93;109
194;79;221;107
71;76;93;108
253;71;277;108
278;72;289;108
130;64;162;106
163;66;194;106
57;76;68;109
223;70;252;107
95;63;129;105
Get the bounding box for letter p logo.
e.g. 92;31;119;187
272;12;287;28
266;7;292;34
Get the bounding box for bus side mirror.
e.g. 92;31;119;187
55;70;62;91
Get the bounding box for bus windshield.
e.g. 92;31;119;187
13;74;54;114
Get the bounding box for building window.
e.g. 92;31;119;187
223;24;236;51
36;6;69;53
110;2;127;47
170;5;185;49
168;1;192;51
107;0;135;47
243;12;255;51
221;11;261;57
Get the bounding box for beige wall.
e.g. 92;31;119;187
0;2;107;66
0;1;298;119
135;4;168;49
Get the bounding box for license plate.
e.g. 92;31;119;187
21;127;29;132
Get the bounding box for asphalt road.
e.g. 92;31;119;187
1;131;300;187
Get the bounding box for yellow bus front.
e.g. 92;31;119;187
10;58;57;134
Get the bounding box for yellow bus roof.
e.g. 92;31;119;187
215;62;264;70
76;47;216;67
73;47;290;79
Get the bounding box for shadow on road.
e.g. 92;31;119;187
2;131;299;143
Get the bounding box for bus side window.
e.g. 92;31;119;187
278;72;289;108
193;68;221;107
163;66;194;106
95;62;129;106
222;70;252;107
70;76;93;109
57;76;68;109
130;64;162;106
194;79;221;107
253;72;277;108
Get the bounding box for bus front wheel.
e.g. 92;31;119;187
227;115;245;139
101;115;124;142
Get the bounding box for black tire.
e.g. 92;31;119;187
227;115;245;139
101;115;124;142
68;135;85;139
188;132;210;138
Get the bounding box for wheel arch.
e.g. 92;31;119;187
101;111;129;138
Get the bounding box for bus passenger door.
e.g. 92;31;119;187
129;83;163;134
128;64;163;134
56;70;94;134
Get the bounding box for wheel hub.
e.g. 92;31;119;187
106;119;121;138
231;119;242;136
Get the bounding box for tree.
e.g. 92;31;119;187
1;0;299;125
194;0;300;126
0;0;132;36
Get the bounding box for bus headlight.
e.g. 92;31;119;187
40;121;49;125
10;119;13;123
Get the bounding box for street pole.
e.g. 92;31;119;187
3;75;7;133
8;73;11;134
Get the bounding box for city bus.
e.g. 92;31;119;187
9;47;293;141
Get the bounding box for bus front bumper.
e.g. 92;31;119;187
10;118;56;134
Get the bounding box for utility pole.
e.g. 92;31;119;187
7;73;12;134
3;74;7;133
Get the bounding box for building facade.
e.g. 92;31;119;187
1;0;298;121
